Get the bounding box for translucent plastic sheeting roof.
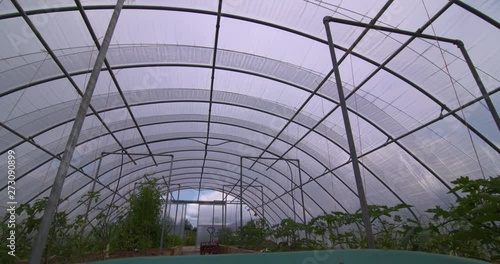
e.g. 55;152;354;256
0;0;499;226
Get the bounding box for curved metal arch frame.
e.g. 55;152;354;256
60;116;419;218
24;141;327;220
41;145;340;223
52;139;415;220
1;91;470;223
16;118;415;220
2;69;496;210
4;92;446;220
0;2;492;223
2;54;496;198
1;2;498;32
1;4;497;159
9;130;352;221
3;57;497;159
2;94;352;189
4;87;477;197
3;61;497;159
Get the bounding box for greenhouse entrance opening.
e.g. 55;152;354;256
163;189;258;249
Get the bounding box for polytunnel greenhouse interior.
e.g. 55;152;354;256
0;0;499;263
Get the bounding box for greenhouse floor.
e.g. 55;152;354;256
181;246;200;256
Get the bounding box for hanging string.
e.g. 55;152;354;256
5;52;49;121
421;0;486;180
83;47;106;201
321;92;336;212
350;54;367;193
15;53;59;196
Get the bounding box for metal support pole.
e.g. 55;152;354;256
159;157;174;254
324;18;375;249
212;204;215;227
288;161;296;222
222;186;226;228
28;1;125;262
27;0;125;264
240;157;243;228
260;186;264;221
172;188;180;247
159;193;168;251
225;204;228;229
220;188;224;228
297;160;308;239
235;203;238;230
324;16;457;44
181;203;186;241
457;42;500;131
196;203;201;247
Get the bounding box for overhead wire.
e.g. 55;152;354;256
350;54;367;195
421;0;486;180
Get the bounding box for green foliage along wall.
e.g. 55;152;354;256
215;176;499;261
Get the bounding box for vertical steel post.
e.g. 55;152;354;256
180;202;186;241
260;186;264;221
160;157;174;254
159;193;169;254
290;162;296;222
324;18;375;249
457;42;500;131
240;157;243;228
222;186;226;228
225;203;228;229
28;1;125;262
212;204;215;227
220;190;224;228
172;189;180;247
297;160;308;238
235;203;238;229
196;203;201;247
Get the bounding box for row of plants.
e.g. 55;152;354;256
1;175;497;262
217;175;499;261
0;177;185;263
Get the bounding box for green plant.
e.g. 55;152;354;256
237;219;271;250
4;175;498;262
309;210;362;249
216;227;237;245
183;230;197;246
272;218;313;251
423;176;500;261
110;177;163;251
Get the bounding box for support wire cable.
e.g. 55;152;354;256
422;0;486;180
350;54;368;195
